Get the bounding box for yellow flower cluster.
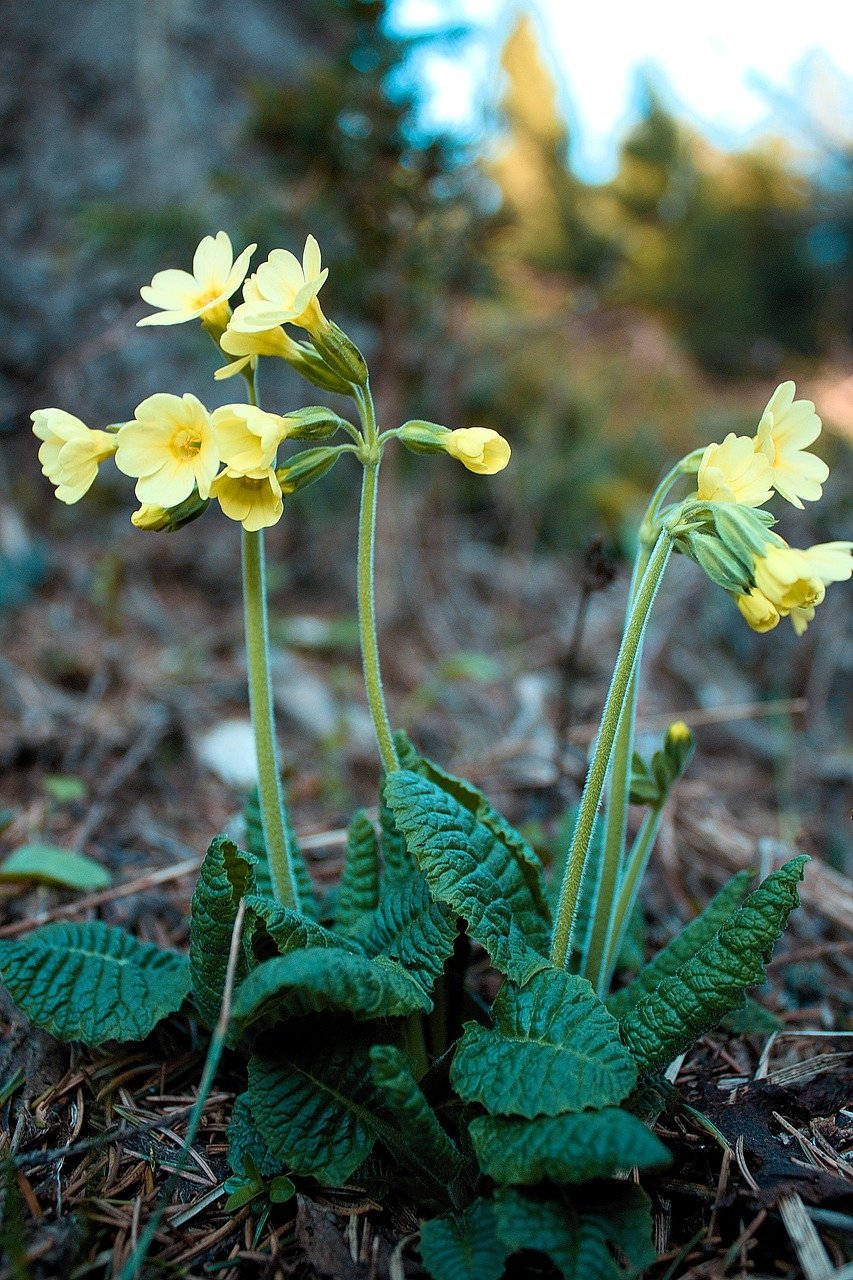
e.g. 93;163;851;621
32;231;512;528
689;380;849;635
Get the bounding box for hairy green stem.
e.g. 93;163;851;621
242;529;299;908
355;384;399;773
550;532;673;969
580;449;703;990
602;803;665;986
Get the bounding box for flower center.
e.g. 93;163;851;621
171;429;203;460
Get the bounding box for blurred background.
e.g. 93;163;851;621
0;0;850;889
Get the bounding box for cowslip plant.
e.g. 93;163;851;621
3;229;849;1279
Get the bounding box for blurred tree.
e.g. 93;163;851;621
490;14;618;282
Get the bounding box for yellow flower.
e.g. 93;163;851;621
666;721;692;744
696;433;774;507
210;467;283;531
788;541;853;634
215;279;304;379
445;428;511;475
115;393;219;505
31;408;117;504
753;543;825;613
736;588;781;633
228;236;328;334
131;504;171;531
755;381;829;509
138;231;256;329
211;404;290;471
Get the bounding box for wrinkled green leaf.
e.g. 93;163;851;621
494;1184;657;1280
227;1091;285;1181
0;921;190;1045
370;1046;464;1198
364;874;457;986
379;773;415;888
243;894;361;966
0;845;111;891
190;835;256;1028
395;732;550;923
451;968;636;1118
384;770;549;981
419;1200;506;1280
621;857;806;1075
248;1036;388;1185
470;1110;671;1184
607;869;754;1018
232;947;431;1026
243;786;319;919
336;810;379;934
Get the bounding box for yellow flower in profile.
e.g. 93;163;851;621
131;504;171;531
210;466;283;531
138;232;256;329
736;587;781;633
115;393;219;505
31;408;117;504
753;543;826;614
215;279;303;379
787;541;853;634
696;433;773;507
229;236;328;334
445;428;511;475
212;404;290;471
755;381;829;509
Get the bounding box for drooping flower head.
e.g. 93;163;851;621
210;466;284;531
138;232;256;330
31;409;117;504
212;404;291;472
736;587;781;633
229;236;328;335
115;393;219;505
445;428;512;475
754;380;829;509
742;540;852;635
696;433;774;507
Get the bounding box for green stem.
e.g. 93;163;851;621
242;529;299;907
602;803;665;986
580;544;650;990
354;382;399;774
550;531;672;969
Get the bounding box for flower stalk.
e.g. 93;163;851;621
355;384;399;774
550;530;673;970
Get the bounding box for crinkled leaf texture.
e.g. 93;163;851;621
451;968;636;1118
190;835;256;1028
621;857;807;1076
231;947;431;1026
384;769;549;981
227;1091;285;1180
336;809;380;934
243;894;360;966
0;921;190;1046
607;869;754;1019
248;1035;386;1185
494;1183;657;1280
364;873;457;986
419;1199;506;1280
379;771;415;888
470;1110;671;1185
243;786;319;919
369;1046;464;1196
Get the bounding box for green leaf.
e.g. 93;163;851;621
227;1091;285;1180
189;836;256;1028
336;810;379;933
394;732;550;923
248;1035;387;1185
494;1184;656;1280
364;874;457;986
243;787;319;919
42;775;87;803
0;845;111;891
243;894;360;965
0;921;190;1045
370;1046;464;1203
470;1110;671;1185
384;770;549;981
420;1200;507;1280
232;948;431;1026
451;968;636;1117
379;773;416;888
621;857;806;1075
607;869;754;1018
